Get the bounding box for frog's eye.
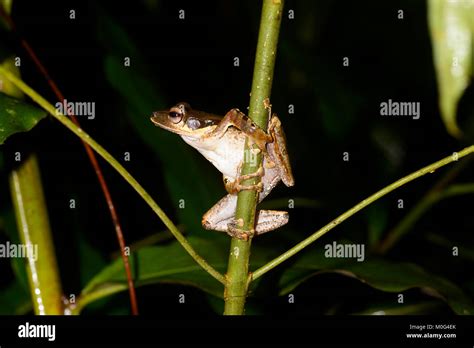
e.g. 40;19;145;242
168;108;183;123
187;117;201;130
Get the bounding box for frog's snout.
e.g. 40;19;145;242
150;112;160;124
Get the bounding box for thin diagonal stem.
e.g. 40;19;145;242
252;147;474;280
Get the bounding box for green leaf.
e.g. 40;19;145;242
79;235;278;312
278;247;474;315
428;0;474;138
0;92;47;145
80;237;228;311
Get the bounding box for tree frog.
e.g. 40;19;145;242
150;102;294;239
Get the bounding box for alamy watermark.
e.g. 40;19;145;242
324;241;365;262
243;148;259;167
0;242;38;261
380;99;420;120
55;99;95;119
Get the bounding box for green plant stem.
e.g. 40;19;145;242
252;146;474;280
0;66;226;286
9;154;63;314
223;0;284;315
224;238;252;314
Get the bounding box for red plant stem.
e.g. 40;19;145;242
0;8;139;315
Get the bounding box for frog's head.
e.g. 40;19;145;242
151;102;220;138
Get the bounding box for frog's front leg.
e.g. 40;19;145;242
223;165;264;195
202;194;289;239
206;108;272;152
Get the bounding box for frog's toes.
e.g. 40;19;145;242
202;218;212;230
234;181;263;193
227;221;254;240
226;166;265;194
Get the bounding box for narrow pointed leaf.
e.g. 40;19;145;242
428;0;474;137
279;248;474;315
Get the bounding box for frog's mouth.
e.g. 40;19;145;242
150;112;178;133
150;112;215;138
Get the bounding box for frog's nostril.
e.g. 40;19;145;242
150;113;160;124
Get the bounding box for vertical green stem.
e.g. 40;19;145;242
223;0;284;315
9;154;63;314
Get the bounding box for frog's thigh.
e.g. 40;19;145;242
202;193;289;234
202;194;237;232
205;210;289;236
254;210;289;235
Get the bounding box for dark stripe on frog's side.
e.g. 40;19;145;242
187;116;221;130
185;109;222;130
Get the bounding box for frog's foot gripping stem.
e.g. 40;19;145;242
224;166;265;194
227;220;255;241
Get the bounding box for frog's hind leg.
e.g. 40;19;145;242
253;210;289;235
267;115;295;187
202;194;237;233
226;210;289;239
202;194;289;237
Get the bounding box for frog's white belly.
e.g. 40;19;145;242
181;129;282;202
181;130;245;179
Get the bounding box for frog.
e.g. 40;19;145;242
150;102;294;240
